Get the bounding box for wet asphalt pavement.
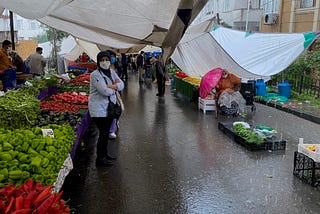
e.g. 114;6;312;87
62;72;320;214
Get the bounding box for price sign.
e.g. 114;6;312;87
42;129;54;138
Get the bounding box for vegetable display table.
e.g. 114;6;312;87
218;122;286;151
174;76;199;102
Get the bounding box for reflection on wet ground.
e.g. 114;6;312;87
62;73;320;214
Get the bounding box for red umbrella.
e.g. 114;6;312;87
199;68;223;99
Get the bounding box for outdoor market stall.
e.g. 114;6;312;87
0;76;93;213
173;71;201;102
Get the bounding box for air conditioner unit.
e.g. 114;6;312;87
264;13;279;25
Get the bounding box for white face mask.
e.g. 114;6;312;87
7;47;12;53
100;61;110;70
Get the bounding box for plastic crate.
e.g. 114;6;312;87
293;151;320;187
218;122;235;140
218;122;286;151
240;83;254;105
0;69;16;91
234;134;286;151
198;97;216;114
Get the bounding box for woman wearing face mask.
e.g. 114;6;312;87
88;51;124;166
215;69;245;115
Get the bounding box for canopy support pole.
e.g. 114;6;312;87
245;0;251;32
9;11;15;50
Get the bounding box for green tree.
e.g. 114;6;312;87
32;33;48;43
40;25;69;71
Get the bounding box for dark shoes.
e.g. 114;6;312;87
156;93;164;97
96;158;113;166
96;154;117;166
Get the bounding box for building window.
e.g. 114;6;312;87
17;20;23;30
297;0;315;8
223;0;231;12
30;22;37;30
261;0;279;13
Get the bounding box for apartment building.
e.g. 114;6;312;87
196;0;264;32
0;9;43;41
261;0;320;32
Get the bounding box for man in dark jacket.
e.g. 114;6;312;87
136;51;145;82
120;53;128;80
151;56;166;97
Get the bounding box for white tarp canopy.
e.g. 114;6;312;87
0;0;208;60
64;38;101;67
172;24;318;81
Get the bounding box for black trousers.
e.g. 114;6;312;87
156;74;165;95
122;64;128;79
92;117;114;160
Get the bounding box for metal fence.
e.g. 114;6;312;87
268;74;320;98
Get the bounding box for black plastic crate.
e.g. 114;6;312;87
234;134;286;151
218;122;235;140
218;122;286;151
240;83;254;105
293;151;320;187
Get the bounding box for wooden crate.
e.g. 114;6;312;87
198;97;216;114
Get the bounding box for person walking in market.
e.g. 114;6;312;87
136;51;145;82
151;56;166;97
106;50;123;140
88;51;124;166
120;53;128;81
25;47;46;79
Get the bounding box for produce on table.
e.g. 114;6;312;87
33;110;83;127
233;123;266;144
166;66;180;75
50;92;88;104
69;74;90;85
67;68;87;77
43;77;59;87
58;84;90;93
18;79;47;97
307;145;316;152
0;180;71;213
40;101;88;113
175;71;188;78
0;124;76;187
183;77;201;86
0;90;40;130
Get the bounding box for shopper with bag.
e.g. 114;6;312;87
88;51;124;166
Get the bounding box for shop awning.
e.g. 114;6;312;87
0;0;208;60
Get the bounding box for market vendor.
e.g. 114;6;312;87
0;40;15;74
216;69;241;96
0;40;17;90
216;69;245;115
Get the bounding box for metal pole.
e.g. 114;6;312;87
245;0;251;31
9;11;15;50
53;28;58;74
